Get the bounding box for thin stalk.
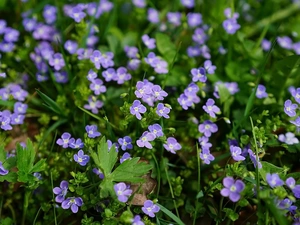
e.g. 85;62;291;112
244;3;299;38
7;204;17;224
33;206;42;225
151;152;161;198
193;144;201;225
164;165;180;218
51;172;58;225
250;117;261;225
22;189;31;225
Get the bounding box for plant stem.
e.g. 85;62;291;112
164;164;180;218
22;189;31;225
250;117;262;225
193;143;201;225
51;172;58;225
244;3;299;38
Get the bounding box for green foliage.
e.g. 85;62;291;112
90;137;152;198
155;33;177;64
17;139;46;184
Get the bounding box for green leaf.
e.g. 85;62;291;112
259;161;287;182
36;89;65;116
156;203;185;225
0;144;6;162
0;216;14;225
263;198;289;225
90;137;118;176
30;159;46;173
17;139;35;175
217;83;233;117
99;177;115;198
196;190;204;199
111;157;152;183
0;172;17;182
16;139;46;183
223;208;239;221
155;33;177;63
275;55;300;74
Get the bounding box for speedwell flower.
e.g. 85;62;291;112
220;177;245;202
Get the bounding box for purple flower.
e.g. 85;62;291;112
130;100;147;120
85;125;101;138
154;59;168;74
203;98;220;118
0;115;12;131
224;82;239;95
10;84;28;101
167;12;182;26
53;180;68;203
230;146;245;161
118;136;133;151
224;8;239;19
187;46;201;57
256;84;268;99
124;46;139;59
248;149;262;169
132;0;146;8
114;182;132;203
192;28;207;45
62;197;83;213
144;52;158;67
0;72;6;78
187;13;202;27
49;53;65;71
223;18;240;34
84;96;103;114
64;40;78;54
135;81;152;99
204;60;216;74
0;161;9;175
191;67;207;83
266;173;284;188
87;69;97;82
0;20;7;34
102;68;116;82
90;79;106;95
261;39;271;51
142;34;156;50
14;102;27;114
74;150;90;166
0;42;15;53
148;124;163;138
77;48;93;60
220;177;245;202
294;42;300;55
93;168;104;179
22;18;37;32
284;99;298;117
291;87;300;104
198;120;218;137
152;85;168;101
181;0;194;8
177;93;192;110
127;59;141;70
163;137;181;154
70;6;86;23
69;138;84;149
90;50;102;70
131;215;144;225
115;67;131;84
120;152;132;163
137;131;155;149
142;200;160;218
54;71;68;83
286;177;300;198
147;8;159;24
10;114;25;125
156;103;171;119
200;148;215;164
277;36;293;50
56;132;74;148
4;28;19;42
43;5;57;24
278;132;299;145
198;136;212;150
290;117;300;129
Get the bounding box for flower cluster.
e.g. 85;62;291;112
222;8;241;34
53;180;83;213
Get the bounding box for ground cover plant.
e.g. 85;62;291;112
0;0;300;224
